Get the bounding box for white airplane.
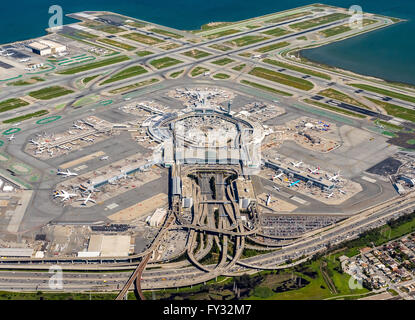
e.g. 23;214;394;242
35;149;44;155
291;161;303;168
339;189;347;195
19;58;30;62
272;172;284;180
308;167;320;174
57;169;78;177
100;156;109;161
54;190;77;202
29;139;39;146
327;171;341;182
7;135;15;141
48;149;54;157
273;186;280;192
326;192;334;199
72;122;83;130
81;137;94;142
77;193;96;205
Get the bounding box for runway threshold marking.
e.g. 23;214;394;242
361;176;377;183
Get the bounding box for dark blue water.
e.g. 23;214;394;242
1;1;414;84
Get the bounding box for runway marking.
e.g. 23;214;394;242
107;203;119;210
290;196;308;205
361;176;377;183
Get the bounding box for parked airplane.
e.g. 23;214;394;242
72;122;83;130
54;190;77;201
339;189;347;195
291;161;303;168
7;135;15;141
29;139;39;146
77;193;96;205
288;180;301;187
100;156;109;161
272;172;284;180
57;169;78;177
327;171;341;182
326;192;334;199
308;167;320;174
273;186;280;192
81;137;94;142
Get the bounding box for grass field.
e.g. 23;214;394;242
136;50;154;57
249;67;314;91
289;13;350;30
121;32;164;45
57;55;130;75
211;58;235;66
97;38;136;51
209;44;232;51
320;19;377;37
264;11;312;24
181;49;211;59
149;28;183;39
81;21;124;34
366;97;415;122
0;98;29;113
100;66;148;85
241;79;292;96
319;88;369;108
170;70;184;78
303;98;366;118
191;67;209;77
150;57;183;69
109;78;159;94
255;41;290;53
213;73;231;79
225;35;269;47
28;86;74;100
351;84;415;104
82;74;100;84
7;77;45;86
263;58;331;80
262;27;292;37
3;110;49;124
233;64;246;71
204;29;241;40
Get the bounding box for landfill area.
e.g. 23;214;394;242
237;101;285;123
259;214;345;238
259;155;362;205
168;87;235;109
257;193;298;213
54;152;163;207
262;116;341;154
25;116;116;159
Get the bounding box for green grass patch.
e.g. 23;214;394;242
3;110;49;124
249;66;314;91
120;32;164;45
82;74;100;84
191;67;209;77
28;86;74;100
150;57;183;69
263;58;331;80
213;73;230;79
7;77;45;86
100;65;148;85
209;44;232;52
318;88;369;108
366;97;415;122
262;27;292;37
0;98;29;113
57;55;130;75
181;49;211;59
96;38;136;51
351;84;415;104
109;78;159;94
204;29;241;39
264;11;312;24
149;28;183;39
170;70;184;78
255;41;290;53
303;98;366;118
211;58;234;66
407;139;415;145
225;35;269;47
136;50;154;57
289;13;350;30
241;79;293;96
232;64;246;71
81;21;124;34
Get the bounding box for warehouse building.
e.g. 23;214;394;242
27;40;66;56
